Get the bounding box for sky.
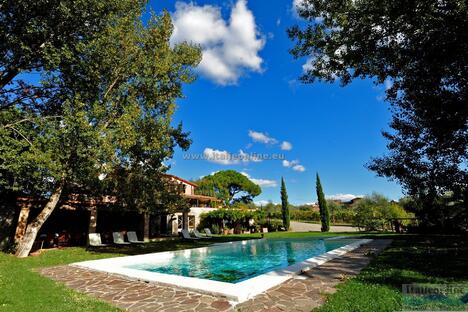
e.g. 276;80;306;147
148;0;403;205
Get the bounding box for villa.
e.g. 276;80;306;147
9;174;221;249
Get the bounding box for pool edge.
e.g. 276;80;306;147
70;238;372;303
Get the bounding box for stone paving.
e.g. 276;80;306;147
38;239;392;312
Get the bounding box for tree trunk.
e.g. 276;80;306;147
15;178;65;258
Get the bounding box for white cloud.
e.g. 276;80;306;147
203;148;263;165
292;164;306;172
254;200;276;206
171;0;265;85
283;159;306;172
203;148;239;165
241;172;277;188
280;141;293;151
326;194;364;202
282;159;299;167
239;149;263;163
248;130;278;144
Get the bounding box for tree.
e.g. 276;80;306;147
289;0;467;232
0;0;140;109
316;173;330;232
353;193;412;231
280;177;290;230
196;170;261;205
1;4;201;257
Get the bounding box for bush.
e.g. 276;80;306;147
199;209;288;233
352;193;413;231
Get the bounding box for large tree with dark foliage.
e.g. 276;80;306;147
1;0;201;256
289;0;467;232
196;170;261;206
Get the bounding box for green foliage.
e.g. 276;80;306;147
289;0;468;232
195;170;261;205
316;173;330;232
353;193;413;231
199;209;287;233
280;177;290;230
0;1;201;255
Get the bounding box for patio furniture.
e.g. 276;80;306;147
181;229;199;240
88;233;109;247
204;228;214;237
127;231;145;244
193;229;211;239
112;232;131;245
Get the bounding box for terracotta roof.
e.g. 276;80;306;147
163;174;198;187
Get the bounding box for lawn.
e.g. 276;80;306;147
1;233;467;312
0;235;256;312
314;235;468;312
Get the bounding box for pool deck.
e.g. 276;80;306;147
38;239;392;312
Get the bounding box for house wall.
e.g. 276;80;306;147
170;207;218;234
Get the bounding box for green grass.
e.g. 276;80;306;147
314;235;468;312
1;232;466;312
0;235;258;312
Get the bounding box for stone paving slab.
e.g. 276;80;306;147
37;239;392;312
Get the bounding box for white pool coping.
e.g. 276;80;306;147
71;238;372;303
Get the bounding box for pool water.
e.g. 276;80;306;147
126;238;357;283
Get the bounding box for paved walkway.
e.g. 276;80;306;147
290;221;359;233
38;240;391;312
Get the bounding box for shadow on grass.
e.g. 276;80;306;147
358;235;468;288
85;234;263;256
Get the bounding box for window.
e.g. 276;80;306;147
177;215;183;229
177;215;196;229
188;216;195;229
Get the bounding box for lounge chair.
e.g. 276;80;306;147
112;232;131;245
181;229;199;240
127;231;145;244
204;228;214;237
88;233;109;247
193;229;211;239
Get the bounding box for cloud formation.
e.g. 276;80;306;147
203;148;263;165
280;141;293;151
248;130;278;145
203;148;239;165
326;194;364;202
283;159;306;172
242;172;277;188
171;0;265;85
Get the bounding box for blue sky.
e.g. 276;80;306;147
152;0;402;204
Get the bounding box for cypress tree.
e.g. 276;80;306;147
280;177;290;230
316;173;330;232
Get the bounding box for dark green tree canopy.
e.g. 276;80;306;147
290;0;467;231
0;1;202;256
196;170;261;205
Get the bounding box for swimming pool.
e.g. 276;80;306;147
126;238;358;283
73;237;371;302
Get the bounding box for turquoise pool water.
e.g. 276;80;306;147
126;238;357;283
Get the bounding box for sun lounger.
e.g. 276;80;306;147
127;231;145;244
193;229;211;239
204;228;214;237
112;232;131;245
88;233;109;247
181;229;199;240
